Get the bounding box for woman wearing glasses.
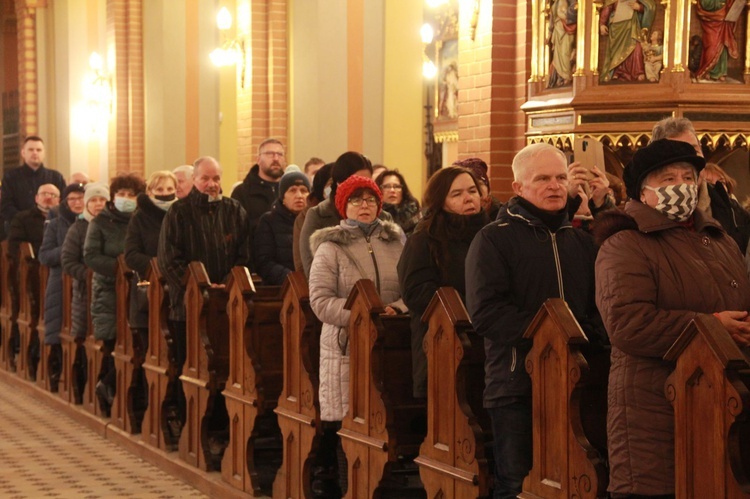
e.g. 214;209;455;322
375;169;421;236
308;175;407;495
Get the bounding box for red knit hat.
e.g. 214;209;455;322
334;175;382;219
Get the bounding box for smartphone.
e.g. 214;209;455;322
573;138;605;175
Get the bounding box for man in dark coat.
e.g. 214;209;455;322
1;136;66;232
158;156;250;371
465;143;607;499
231;138;286;270
8;183;61;259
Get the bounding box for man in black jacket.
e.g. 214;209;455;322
8;183;61;259
465;143;606;499
231;138;286;270
1;136;66;232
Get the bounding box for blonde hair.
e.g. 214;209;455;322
146;170;178;193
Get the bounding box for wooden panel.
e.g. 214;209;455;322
111;255;136;432
16;242;39;382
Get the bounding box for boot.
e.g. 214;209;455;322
48;344;62;393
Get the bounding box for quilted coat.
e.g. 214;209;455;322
595;200;750;496
309;220;406;422
61;218;90;339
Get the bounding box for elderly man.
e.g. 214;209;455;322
1;136;66;231
465;143;607;499
594;139;750;497
232;138;286;269
173;164;194;199
8;183;61;258
158;156;250;371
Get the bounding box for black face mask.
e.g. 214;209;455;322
154;193;176;202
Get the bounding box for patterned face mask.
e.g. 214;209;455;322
642;183;698;222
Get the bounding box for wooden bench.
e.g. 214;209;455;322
82;270;105;417
665;314;750;497
273;271;324;499
58;272;74;402
340;279;427;498
180;261;230;471
520;298;609;499
0;240;17;372
16;242;40;382
35;263;50;390
112;254;139;433
141;258;176;451
414;287;493;498
222;267;284;496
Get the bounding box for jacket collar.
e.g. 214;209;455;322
309;219;402;254
624;200;724;234
499;196;572;231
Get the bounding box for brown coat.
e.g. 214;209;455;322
595;201;750;495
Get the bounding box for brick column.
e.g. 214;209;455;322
15;0;42;139
457;0;529;200
237;0;287;173
107;0;144;176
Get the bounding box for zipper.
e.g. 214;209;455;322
364;235;381;295
550;231;565;301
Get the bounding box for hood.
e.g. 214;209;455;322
497;196;572;230
136;192;168;220
309;219;402;254
243;164;261;184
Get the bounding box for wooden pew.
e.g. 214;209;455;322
83;270;105;417
16;242;40;382
112;255;137;432
35;263;50;390
665;314;750;497
141;258;176;451
58;272;75;402
414;287;492;499
340;279;427;498
180;261;230;471
273;271;324;499
222;267;284;496
520;298;608;499
0;240;17;372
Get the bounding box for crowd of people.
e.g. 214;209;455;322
3;116;750;498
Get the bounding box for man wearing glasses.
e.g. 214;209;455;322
231;138;287;271
7;183;61;259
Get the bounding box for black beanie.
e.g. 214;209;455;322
62;183;86;201
330;152;373;199
278;166;311;199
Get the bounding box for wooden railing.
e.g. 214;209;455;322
82;270;103;417
58;272;75;403
112;255;136;432
415;286;492;498
273;271;323;499
0;241;16;372
520;298;609;499
16;242;40;382
340;279;427;498
665;314;750;498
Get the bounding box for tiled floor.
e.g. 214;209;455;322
0;377;207;498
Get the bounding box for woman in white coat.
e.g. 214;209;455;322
308;174;406;495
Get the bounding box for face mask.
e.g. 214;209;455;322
154;193;176;202
642;183;698;222
153;198;176;211
114;196;137;213
324;186;332;200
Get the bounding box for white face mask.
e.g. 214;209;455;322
643;183;698;222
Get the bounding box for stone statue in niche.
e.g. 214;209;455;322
642;28;664;82
599;0;657;83
693;0;743;82
546;0;577;88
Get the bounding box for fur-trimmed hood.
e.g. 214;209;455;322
310;219;403;254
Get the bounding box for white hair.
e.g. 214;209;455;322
173;164;194;176
511;143;567;182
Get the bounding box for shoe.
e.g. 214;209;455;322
96;380;114;406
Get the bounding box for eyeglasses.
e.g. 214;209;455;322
348;197;379;207
381;184;403;191
261;151;285;158
67;196;85;203
39;192;59;198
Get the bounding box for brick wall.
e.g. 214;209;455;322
107;0;144;176
457;0;529;201
237;0;287;173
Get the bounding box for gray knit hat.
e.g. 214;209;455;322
278;166;311;199
84;181;110;205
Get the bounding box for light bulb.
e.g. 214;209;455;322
420;24;434;44
217;7;232;31
423;60;437;79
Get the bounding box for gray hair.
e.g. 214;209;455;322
173;164;194;176
511;143;567;182
651;117;697;142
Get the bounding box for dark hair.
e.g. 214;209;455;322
23;135;44;145
421;166;482;220
257;138;284;154
109;172;146;199
304;157;325;173
310;162;334;205
331;151;372;200
374;169;419;208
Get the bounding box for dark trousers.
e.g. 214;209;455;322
488;397;533;499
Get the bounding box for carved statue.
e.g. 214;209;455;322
599;0;657;82
547;0;577;88
694;0;742;81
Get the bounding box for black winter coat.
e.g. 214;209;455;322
254;199;296;285
158;188;250;321
8;206;47;259
125;194;169;327
39;202;78;344
382;199;421;236
61;218;90;339
397;211;487;397
465;197;606;407
231;164;279;270
0;164;66;225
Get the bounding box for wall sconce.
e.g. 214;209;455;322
210;7;245;67
76;51;112;136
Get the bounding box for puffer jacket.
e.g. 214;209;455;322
61;217;90;339
84;204;132;341
309;220;406;422
254;199;296;285
594;200;750;496
38;201;78;345
231;164;278;271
